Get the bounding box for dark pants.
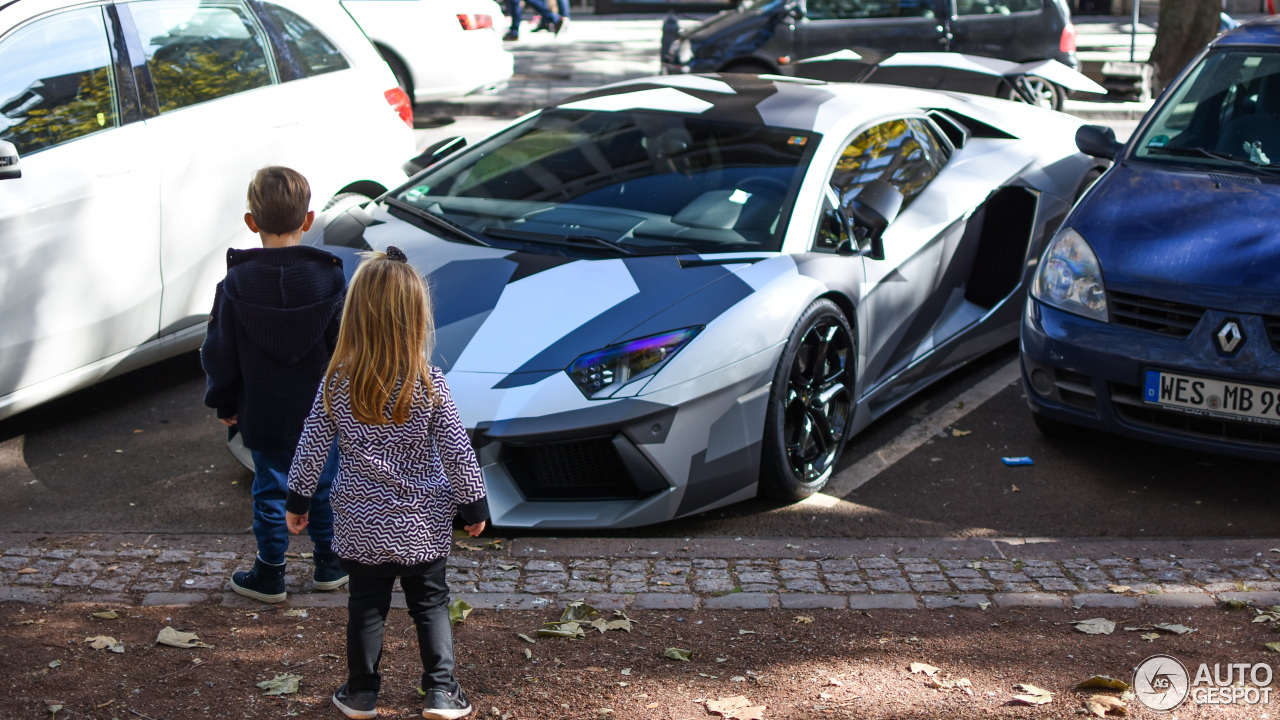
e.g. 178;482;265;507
250;443;339;565
507;0;560;35
346;558;458;695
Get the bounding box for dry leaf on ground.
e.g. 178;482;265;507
1009;683;1053;705
793;616;813;624
1140;633;1161;642
664;648;693;661
1107;585;1130;594
705;695;766;720
926;676;973;695
1077;676;1130;691
448;599;472;626
91;611;118;620
1083;694;1127;716
17;568;38;574
1151;623;1195;635
283;609;308;619
1072;618;1116;635
256;674;301;696
908;662;939;676
85;636;123;653
156;626;211;648
1262;641;1280;653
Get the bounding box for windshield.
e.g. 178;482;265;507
736;0;787;12
395;109;817;255
1135;48;1280;169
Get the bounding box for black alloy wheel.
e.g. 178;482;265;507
760;299;855;500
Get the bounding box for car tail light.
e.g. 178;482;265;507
457;13;493;30
1060;23;1077;53
384;87;413;128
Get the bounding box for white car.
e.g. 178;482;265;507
0;0;416;421
342;0;514;103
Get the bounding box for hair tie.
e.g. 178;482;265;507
386;246;408;263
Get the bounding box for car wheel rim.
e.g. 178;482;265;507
783;318;853;484
1014;77;1056;108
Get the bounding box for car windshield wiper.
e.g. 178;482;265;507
1145;145;1280;173
481;227;637;256
383;197;490;247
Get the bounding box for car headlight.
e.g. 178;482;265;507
567;327;701;399
1032;227;1108;322
677;39;693;64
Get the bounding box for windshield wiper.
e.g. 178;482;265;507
383;197;490;247
1146;145;1280;173
481;227;636;256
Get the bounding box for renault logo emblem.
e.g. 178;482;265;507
1216;320;1244;354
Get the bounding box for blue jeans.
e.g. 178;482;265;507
507;0;560;35
250;443;338;565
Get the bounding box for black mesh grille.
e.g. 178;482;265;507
503;437;640;500
1109;291;1204;338
1266;316;1280;352
1112;383;1280;446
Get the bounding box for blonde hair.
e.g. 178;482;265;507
323;251;438;424
247;166;310;235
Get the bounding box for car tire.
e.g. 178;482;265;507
378;47;414;103
1002;76;1062;111
759;298;856;500
322;192;371;212
1032;411;1082;439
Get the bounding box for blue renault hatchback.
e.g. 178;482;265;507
1022;18;1280;459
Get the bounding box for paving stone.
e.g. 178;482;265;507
525;560;565;572
779;594;845;609
858;557;897;569
694;579;736;594
567;580;608;593
447;582;478;593
611;561;647;573
155;550;194;564
826;573;863;584
142;592;206;606
784;579;826;593
132;581;176;592
15;573;54;586
897;557;931;565
779;571;818;582
1150;570;1189;582
190;561;226;576
612;572;646;583
828;582;869;593
1192;572;1234;583
1145;592;1214;608
911;581;953;593
446;569;479;582
1072;593;1142;609
289;593;348;608
0;587;59;604
779;559;817;570
648;581;689;593
555;593;629;611
734;559;772;566
177;576;225;591
989;571;1031;583
3;548;43;557
1243;581;1280;591
866;569;903;579
569;559;609;570
53;572;97;587
903;564;940;574
1000;582;1039;593
938;559;972;570
0;556;30;570
90;576;131;592
908;573;946;583
994;593;1067;608
1061;559;1093;569
1075;581;1112;592
610;582;646;594
481;569;520;581
1201;582;1242;593
1218;558;1256;567
198;551;239;560
1231;568;1272;580
740;583;779;593
1070;569;1109;581
1021;559;1057;567
1036;578;1080;592
951;578;995;592
848;594;917;610
62;592;131;605
478;581;518;593
1109;568;1150;581
1024;567;1065;578
1140;559;1176;570
456;593;552;610
1178;560;1220;570
30;559;63;573
522;576;567;594
116;549;156;558
446;556;480;568
1096;558;1135;567
944;569;982;579
218;593;265;608
977;560;1014;571
696;569;730;580
1216;590;1280;606
738;571;777;584
868;578;910;593
704;592;772;610
1126;583;1162;594
633;593;696;610
922;594;989;610
43;549;77;560
693;559;727;569
820;559;859;573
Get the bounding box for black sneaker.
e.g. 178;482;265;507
502;31;518;41
230;557;286;604
333;682;378;720
422;686;472;720
313;552;349;591
553;16;569;35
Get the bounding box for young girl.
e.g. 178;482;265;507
285;246;487;720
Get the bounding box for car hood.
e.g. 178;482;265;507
311;204;760;383
1073;162;1280;313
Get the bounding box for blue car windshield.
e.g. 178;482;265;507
395;109;817;254
1135;48;1280;169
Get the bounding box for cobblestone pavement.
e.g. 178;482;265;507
4;534;1280;613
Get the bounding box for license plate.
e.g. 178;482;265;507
1143;370;1280;426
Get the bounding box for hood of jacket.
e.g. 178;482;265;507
221;245;345;365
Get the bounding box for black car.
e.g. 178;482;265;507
662;0;1078;109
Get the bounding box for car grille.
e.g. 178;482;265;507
503;437;641;500
1111;383;1280;446
1108;291;1204;338
1265;316;1280;352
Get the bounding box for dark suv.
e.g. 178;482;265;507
662;0;1078;108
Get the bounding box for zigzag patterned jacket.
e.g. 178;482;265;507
286;366;488;567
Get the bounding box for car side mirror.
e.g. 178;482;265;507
848;179;902;261
0;140;21;180
1075;124;1121;160
402;136;466;176
785;2;804;20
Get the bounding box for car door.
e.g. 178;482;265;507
0;4;161;402
948;0;1050;62
794;0;946;62
120;0;280;336
840;117;991;403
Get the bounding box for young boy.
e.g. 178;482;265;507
202;166;348;603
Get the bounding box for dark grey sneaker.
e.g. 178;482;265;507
333;682;378;720
422;686;472;720
313;552;349;591
230;558;286;604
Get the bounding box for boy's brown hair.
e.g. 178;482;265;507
247;166;311;235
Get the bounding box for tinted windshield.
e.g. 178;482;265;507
396;109;816;254
1135;48;1280;169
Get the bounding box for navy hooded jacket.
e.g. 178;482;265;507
201;245;345;452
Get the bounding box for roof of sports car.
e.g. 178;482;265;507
552;73;1002;135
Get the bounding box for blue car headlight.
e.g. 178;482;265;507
567;327;701;399
1032;227;1108;322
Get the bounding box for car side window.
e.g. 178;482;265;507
955;0;1042;15
258;3;350;79
812;187;849;252
125;0;273;114
806;0;934;20
0;8;119;156
830;118;948;213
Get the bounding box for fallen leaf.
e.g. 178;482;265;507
926;676;973;694
730;676;746;682
91;611;119;620
978;601;992;611
1107;585;1130;594
1009;683;1053;705
909;662;940;676
455;542;482;551
704;695;766;720
256;674;301;696
1077;676;1130;691
604;618;633;633
1083;694;1127;717
85;636;124;653
561;601;598;623
283;609;308;619
645;702;659;709
499;564;519;571
537;621;584;639
738;629;757;635
966;561;983;570
1140;633;1161;642
156;626;211;648
621;668;631;676
1221;599;1251;610
46;705;61;715
1151;623;1195;635
17;568;38;574
448;599;472;626
1011;484;1020;492
951;428;971;437
794;616;813;624
1264;642;1280;653
517;633;536;644
1072;618;1116;635
48;660;61;668
523;648;532;659
664;648;693;662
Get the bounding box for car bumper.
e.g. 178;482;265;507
1021;297;1280;461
